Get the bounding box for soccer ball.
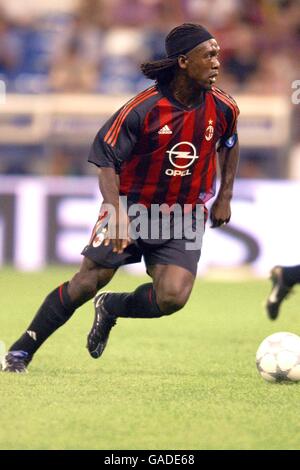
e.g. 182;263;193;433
256;332;300;383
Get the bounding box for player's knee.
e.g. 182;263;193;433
96;269;115;289
71;271;98;298
156;286;190;315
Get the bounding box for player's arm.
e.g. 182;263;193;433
88;107;140;252
210;139;239;228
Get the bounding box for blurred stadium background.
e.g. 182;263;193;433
0;0;299;275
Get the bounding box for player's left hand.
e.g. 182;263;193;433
210;198;231;228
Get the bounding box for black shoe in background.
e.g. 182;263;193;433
266;266;292;320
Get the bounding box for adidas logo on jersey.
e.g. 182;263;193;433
158;125;172;134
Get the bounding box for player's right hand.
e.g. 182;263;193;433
103;204;131;254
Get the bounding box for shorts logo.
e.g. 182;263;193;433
92;233;105;248
205;119;214;141
166;142;199;176
91;211;109;247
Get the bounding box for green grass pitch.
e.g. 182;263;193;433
0;267;299;450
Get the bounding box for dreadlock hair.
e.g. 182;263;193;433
141;23;214;85
140;58;178;85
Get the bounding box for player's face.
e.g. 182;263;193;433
180;39;220;90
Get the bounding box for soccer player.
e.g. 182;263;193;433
266;265;300;320
2;23;239;372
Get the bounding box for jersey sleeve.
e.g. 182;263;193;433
88;106;141;174
218;98;240;149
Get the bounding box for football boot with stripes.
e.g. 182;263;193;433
1;351;31;373
87;292;117;359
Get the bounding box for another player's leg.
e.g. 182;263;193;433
2;258;116;372
266;265;300;320
87;264;195;358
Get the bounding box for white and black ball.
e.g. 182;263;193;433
256;332;300;382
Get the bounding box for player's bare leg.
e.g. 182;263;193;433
68;257;116;305
87;264;195;359
150;264;195;315
2;257;116;372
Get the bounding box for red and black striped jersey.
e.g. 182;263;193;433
88;84;239;208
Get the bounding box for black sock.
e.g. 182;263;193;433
283;265;300;286
9;282;78;357
104;283;162;318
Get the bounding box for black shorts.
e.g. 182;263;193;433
81;207;205;277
